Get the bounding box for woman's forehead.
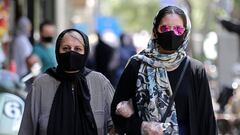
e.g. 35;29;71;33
61;32;85;46
160;14;184;26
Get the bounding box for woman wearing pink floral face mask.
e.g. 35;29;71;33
111;6;217;135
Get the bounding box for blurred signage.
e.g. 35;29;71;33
95;16;122;37
72;23;88;34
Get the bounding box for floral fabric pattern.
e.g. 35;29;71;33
132;41;186;135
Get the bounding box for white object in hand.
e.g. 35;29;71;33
115;99;134;118
141;121;169;135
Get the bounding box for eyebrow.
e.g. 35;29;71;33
60;38;85;48
61;44;84;48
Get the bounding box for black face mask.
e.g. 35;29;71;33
155;31;185;51
42;36;53;43
57;51;85;71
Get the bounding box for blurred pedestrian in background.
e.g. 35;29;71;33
111;6;217;135
33;21;57;73
22;54;41;92
116;33;136;84
11;16;33;77
94;32;120;87
216;17;240;135
0;33;8;69
19;29;114;135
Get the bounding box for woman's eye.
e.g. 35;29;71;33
62;47;70;51
74;47;82;52
162;27;168;32
160;25;170;32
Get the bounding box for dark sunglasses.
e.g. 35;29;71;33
159;25;185;36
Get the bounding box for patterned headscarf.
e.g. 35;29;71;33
132;6;191;134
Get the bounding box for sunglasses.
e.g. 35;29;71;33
159;25;185;36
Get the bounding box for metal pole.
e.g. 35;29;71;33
27;0;34;44
55;0;66;34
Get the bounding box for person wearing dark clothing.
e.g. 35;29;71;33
112;57;216;135
111;6;217;135
94;33;119;86
217;86;234;113
116;33;136;82
19;29;115;135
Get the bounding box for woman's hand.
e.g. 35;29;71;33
141;121;164;135
115;99;134;118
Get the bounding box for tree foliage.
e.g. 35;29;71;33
232;0;240;19
101;0;159;32
235;0;240;7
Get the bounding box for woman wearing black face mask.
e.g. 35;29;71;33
111;6;217;135
19;29;115;135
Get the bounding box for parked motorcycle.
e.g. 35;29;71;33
0;70;26;135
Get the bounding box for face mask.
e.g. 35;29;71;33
42;36;53;43
155;31;185;51
57;51;85;71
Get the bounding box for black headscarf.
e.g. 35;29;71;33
46;29;98;135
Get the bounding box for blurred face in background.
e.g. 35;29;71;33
17;16;32;37
40;24;56;43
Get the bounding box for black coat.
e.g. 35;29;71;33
111;57;217;135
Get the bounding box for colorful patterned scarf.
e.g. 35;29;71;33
132;40;187;135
